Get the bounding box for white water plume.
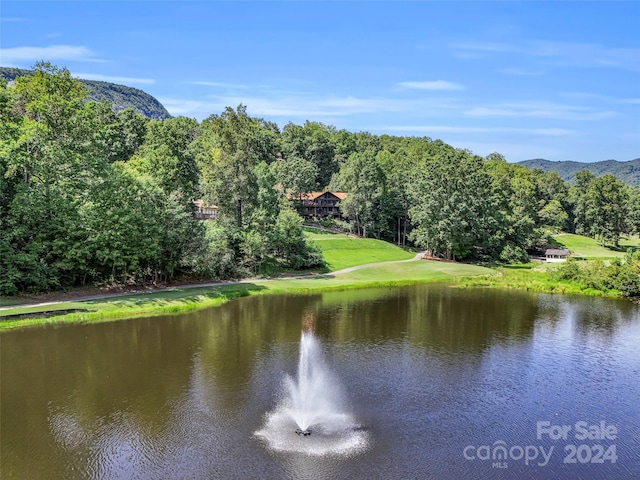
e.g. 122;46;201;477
255;331;369;456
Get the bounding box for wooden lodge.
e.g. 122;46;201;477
294;191;347;219
194;200;218;220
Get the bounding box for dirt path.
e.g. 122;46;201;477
0;252;425;312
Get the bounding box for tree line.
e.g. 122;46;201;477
1;64;639;295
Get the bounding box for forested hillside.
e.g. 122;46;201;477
0;66;171;120
1;64;639;295
518;158;640;186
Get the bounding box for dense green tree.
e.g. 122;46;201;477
190;222;238;279
372;149;411;242
535;170;569;205
80;163;162;283
331;128;357;164
280;121;337;189
484;159;540;255
334;150;385;237
270;155;318;199
114;108;148;161
199;105;278;229
0;63;106;292
584;174;629;246
627;187;640;235
538;199;569;233
614;250;640;297
130;116;201;206
569;171;629;245
0;64;207;293
0;79;20;293
353;131;382;154
484;152;507;163
197;106;319;275
569;169;596;235
272;207;323;269
408;150;495;260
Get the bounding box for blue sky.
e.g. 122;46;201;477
1;1;639;162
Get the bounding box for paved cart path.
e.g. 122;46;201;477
0;252;425;312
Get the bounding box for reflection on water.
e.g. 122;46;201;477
1;285;639;479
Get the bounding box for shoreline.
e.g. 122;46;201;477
0;258;487;330
1;259;635;331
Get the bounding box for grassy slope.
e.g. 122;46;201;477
552;234;639;258
305;229;415;271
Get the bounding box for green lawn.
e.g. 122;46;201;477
305;230;415;271
258;260;492;291
552;233;639;259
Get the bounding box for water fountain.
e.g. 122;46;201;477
255;331;369;455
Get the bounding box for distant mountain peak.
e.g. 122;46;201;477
517;158;640;186
0;66;171;121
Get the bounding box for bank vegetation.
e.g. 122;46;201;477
2;63;639;301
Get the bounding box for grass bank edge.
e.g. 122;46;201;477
457;264;622;298
0;261;491;330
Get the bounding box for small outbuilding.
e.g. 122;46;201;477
545;248;570;263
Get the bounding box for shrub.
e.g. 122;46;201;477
614;251;640;297
553;258;582;281
499;244;530;264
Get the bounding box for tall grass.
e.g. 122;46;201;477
458;264;619;297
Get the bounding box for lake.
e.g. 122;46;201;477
2;285;639;479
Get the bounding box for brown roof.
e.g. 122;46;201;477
194;199;218;209
298;191;348;200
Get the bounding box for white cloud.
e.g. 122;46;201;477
498;67;545;76
160;93;436;120
73;73;155;85
158;99;210;117
191;81;248;89
464;101;617;121
455;40;640;72
560;92;640;106
379;125;574;136
0;45;102;66
398;80;465;90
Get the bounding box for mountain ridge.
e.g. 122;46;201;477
0;66;171;120
517;158;640;186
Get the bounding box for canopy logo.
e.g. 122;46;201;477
463;420;619;469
